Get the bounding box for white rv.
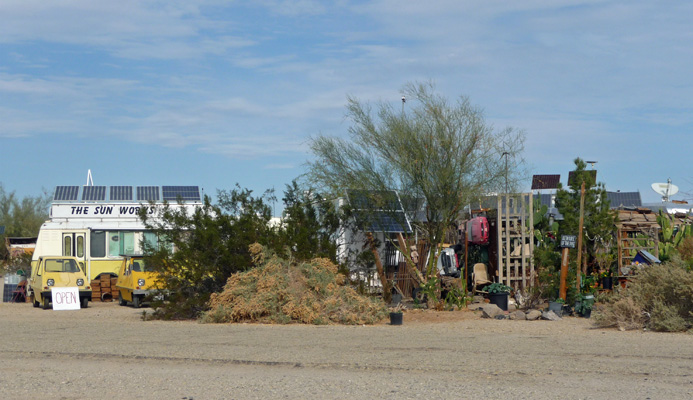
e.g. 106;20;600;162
31;185;201;281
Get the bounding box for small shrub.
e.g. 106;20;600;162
594;258;693;332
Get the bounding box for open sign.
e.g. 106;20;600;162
51;287;81;310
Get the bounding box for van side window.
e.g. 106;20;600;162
90;231;106;258
77;236;84;258
63;236;72;256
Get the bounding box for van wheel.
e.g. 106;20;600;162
118;292;127;306
81;297;88;309
31;294;39;308
42;297;50;310
132;295;141;309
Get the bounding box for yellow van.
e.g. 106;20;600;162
115;256;162;308
28;256;92;309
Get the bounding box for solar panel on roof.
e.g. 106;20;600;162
54;186;79;201
110;186;133;201
354;210;412;233
137;186;160;201
162;186;200;201
82;186;106;201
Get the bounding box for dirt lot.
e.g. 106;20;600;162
1;302;692;399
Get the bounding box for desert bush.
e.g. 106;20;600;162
593;258;693;332
201;244;387;325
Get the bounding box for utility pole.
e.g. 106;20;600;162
576;181;586;291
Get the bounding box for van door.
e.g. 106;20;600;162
62;233;86;264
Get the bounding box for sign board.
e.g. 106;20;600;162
560;235;577;249
50;203;198;219
51;287;81;310
0;225;4;234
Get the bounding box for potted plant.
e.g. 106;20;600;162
600;268;613;290
578;294;595;318
548;297;565;314
485;282;512;311
389;304;403;325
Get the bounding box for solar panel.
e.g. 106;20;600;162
568;170;597;187
137;186;160;201
162;186;200;201
531;174;561;190
82;186;106;201
54;186;79;201
110;186;133;201
354;211;412;233
347;190;401;211
607;192;642;208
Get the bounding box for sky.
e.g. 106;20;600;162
1;0;692;212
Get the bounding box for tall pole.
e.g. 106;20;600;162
576;181;586;292
502;152;509;194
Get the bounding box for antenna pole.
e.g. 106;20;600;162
86;169;94;186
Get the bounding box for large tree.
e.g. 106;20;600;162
306;82;526;279
0;183;50;263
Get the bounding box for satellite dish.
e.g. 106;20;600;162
651;180;679;202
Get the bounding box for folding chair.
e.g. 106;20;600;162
11;280;27;303
472;263;493;295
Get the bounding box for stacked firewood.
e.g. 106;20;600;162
91;273;119;302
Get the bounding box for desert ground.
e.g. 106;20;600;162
1;301;692;399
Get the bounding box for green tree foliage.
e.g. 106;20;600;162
0;183;50;262
306;82;526;278
277;181;340;262
555;158;616;273
140;186;279;320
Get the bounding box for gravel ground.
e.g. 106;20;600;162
1;302;692;399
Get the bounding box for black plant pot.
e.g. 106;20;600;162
582;308;592;318
389;312;403;325
602;276;613;290
489;292;509;311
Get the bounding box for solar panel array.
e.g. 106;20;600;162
82;186;106;201
54;186;79;201
52;185;201;202
607;191;642;208
162;186;201;201
567;170;597;187
137;186;160;201
110;186;133;201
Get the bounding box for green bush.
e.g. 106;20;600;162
594;257;693;332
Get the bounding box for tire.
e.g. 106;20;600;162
42;296;50;310
132;295;141;309
118;292;127;306
31;294;39;308
81;297;88;309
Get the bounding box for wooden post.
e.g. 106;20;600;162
367;232;392;303
576;181;585;292
396;232;425;285
559;247;569;300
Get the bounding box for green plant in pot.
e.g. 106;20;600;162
486;283;512;311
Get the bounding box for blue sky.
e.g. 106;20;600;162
1;0;691;211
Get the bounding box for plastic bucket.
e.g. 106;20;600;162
489;292;509;311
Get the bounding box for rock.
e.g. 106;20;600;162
481;304;503;319
494;314;507;320
509;310;526;320
525;310;542;320
467;303;484;311
541;310;562;321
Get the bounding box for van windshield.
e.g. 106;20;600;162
131;259;146;272
45;259;80;273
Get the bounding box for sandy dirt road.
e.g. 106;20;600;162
1;302;692;399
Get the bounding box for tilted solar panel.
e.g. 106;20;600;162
137;186;160;201
110;186;133;201
162;186;200;201
82;186;106;201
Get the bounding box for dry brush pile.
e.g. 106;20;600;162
201;244;387;325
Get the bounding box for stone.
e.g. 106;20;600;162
494;314;507;320
509;310;526;320
481;304;503;319
541;310;562;321
525;310;542;320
